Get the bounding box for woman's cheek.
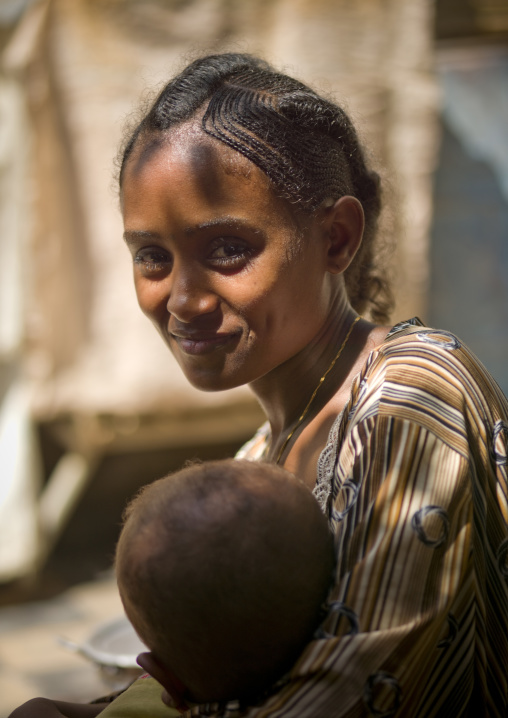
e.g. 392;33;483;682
134;276;168;321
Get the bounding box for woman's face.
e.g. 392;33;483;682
121;125;334;391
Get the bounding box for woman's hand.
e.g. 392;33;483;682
8;698;109;718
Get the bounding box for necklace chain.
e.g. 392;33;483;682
275;315;361;464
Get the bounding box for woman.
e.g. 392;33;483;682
114;53;508;717
11;53;508;717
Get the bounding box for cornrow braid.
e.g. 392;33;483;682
202;87;352;210
120;53;393;322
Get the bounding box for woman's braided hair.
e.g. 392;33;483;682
120;53;393;321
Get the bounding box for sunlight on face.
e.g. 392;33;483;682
121;123;334;392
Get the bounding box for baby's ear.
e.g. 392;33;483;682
137;651;189;713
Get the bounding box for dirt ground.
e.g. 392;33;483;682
0;573;140;717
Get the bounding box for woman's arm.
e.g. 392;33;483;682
124;417;480;718
8;698;109;718
238;418;477;717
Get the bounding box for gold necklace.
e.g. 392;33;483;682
275;315;361;464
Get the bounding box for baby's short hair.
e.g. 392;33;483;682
116;459;334;702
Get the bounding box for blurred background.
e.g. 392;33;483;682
0;0;507;713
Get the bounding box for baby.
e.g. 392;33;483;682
9;459;334;717
116;459;335;713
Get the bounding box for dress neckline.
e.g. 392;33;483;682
236;318;425;512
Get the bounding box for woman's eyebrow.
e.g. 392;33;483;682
123;229;160;244
184;217;262;235
123;219;263;243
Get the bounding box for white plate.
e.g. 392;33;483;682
60;615;147;668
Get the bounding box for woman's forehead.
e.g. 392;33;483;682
120;129;289;231
120;120;313;241
125;120;261;189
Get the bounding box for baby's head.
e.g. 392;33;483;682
115;459;334;706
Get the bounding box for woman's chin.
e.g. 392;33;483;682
180;365;245;393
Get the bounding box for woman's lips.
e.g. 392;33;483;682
170;331;240;356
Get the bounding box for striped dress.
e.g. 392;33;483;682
213;318;508;717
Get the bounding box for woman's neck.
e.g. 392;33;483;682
249;300;361;448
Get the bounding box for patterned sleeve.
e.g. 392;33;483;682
236;416;475;717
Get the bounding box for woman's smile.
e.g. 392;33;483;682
169;329;242;356
121;123;334;391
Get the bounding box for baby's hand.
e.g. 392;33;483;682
136;651;190;713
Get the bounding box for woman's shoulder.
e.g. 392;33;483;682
376;318;506;410
347;317;508;459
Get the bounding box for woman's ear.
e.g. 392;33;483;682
324;195;364;274
137;651;189;713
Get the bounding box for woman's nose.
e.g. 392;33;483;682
165;265;219;323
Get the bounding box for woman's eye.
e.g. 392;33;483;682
209;240;252;266
134;248;171;275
